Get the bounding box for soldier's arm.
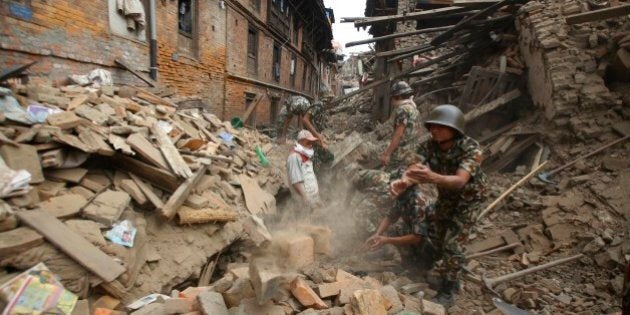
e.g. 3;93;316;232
384;234;422;246
301;113;322;141
406;164;470;189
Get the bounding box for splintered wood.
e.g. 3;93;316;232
152;122;193;178
177;206;238;225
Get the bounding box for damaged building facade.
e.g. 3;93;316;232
0;0;337;126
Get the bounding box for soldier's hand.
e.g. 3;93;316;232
406;164;433;183
389;179;408;197
380;153;390;167
368;235;389;251
318;136;328;149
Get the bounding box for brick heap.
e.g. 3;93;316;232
517;0;621;138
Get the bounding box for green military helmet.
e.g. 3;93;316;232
424;104;465;135
390;81;414;97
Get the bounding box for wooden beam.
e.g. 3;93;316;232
565;4;630;24
128;172;165;209
345;25;453;47
17;210;126;282
159;163;210;221
330;49;462;105
242;93;265;124
111;154;182;192
115;59;157;87
354;7;471;27
464;89;521;121
388;45;438;63
431;0;515;46
376;44;431;58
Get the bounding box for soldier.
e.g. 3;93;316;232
380;81;420;171
390;104;488;306
276;96;333;173
364;182;435;272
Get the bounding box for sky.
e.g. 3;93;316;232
324;0;372;56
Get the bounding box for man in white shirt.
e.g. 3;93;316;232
286;130;321;210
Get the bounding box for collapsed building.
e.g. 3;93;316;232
1;0;339;127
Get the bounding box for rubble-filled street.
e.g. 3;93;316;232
1;0;629;314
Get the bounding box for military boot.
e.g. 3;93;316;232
435;279;459;308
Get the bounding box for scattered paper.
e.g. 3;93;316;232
105;220;137;247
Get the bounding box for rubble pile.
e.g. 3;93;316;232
98;226;449;315
321;2;629;313
0;81;285;311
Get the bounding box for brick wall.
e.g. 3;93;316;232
225;2;317;125
1;0;226;112
517;0;618;130
1;0;330;124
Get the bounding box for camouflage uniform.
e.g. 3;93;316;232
386;186;432;267
389;98;421;171
413;136;488;281
275;96;312;135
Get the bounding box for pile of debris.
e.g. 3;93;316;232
0;79;284;313
101;225;449;315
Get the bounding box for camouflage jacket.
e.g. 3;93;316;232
391;99;421;164
415;136;488;208
285;95;311;116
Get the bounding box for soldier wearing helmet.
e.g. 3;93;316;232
380;81;420;170
389;104;488;306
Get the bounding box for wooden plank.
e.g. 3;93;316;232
128;172;165;209
431;0;514;46
135;88;178;107
16;209;126;282
375;44;430;58
159;163;210;220
177;206;238;225
152;122;193;178
566;4;630;24
126;133;170;170
114;58;157;87
239;174;276;215
464;89;521;122
111;154;182;192
354;7;470;27
346;26;452;47
242;94;264;124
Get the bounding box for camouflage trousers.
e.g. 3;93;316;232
387;215;437;270
424;200;483;281
313;144;334;174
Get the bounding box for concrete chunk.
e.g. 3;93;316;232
40;194;88;218
350;289;387;315
198;292;229;315
0;227;44;256
46;111;81;129
83;189;131;226
291;277;328;310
